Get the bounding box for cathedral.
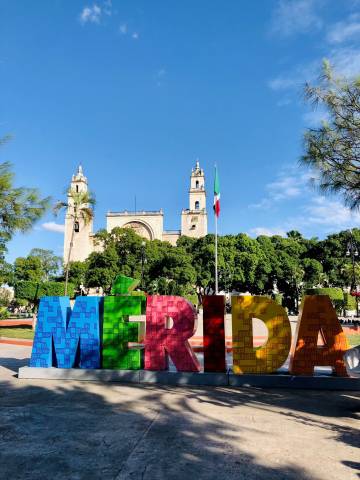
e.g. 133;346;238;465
64;161;208;262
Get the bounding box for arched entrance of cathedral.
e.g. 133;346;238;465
123;221;154;240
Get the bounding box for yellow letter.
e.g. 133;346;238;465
232;296;291;374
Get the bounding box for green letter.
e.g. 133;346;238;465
102;275;145;370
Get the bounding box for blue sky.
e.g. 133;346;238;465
1;0;360;262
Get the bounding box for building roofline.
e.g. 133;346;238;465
107;210;163;216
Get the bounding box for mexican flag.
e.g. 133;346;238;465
213;167;220;217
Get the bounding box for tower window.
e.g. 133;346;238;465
195;180;199;189
74;221;80;232
191;224;196;230
76;185;79;193
195;201;200;210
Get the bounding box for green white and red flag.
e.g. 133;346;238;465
213;167;220;218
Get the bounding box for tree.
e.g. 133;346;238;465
29;248;61;280
302;258;324;287
14;256;43;282
0;137;49;262
85;248;119;292
66;261;88;289
54;185;95;294
301;61;360;209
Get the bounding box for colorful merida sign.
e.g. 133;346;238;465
30;276;350;376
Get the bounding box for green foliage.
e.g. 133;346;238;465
305;287;343;300
29;248;61;280
0;261;14;285
305;287;344;312
0;288;12;307
79;227;360;315
303;258;323;287
85;247;119;292
15;281;75;302
66;261;88;288
184;293;198;306
9;220;356;315
12;249;61;284
14;256;43;282
343;292;357;311
13;298;29;308
273;294;283;306
0;157;49;259
301;61;360;209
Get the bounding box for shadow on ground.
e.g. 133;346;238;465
0;356;30;372
0;362;359;479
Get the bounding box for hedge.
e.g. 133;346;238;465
305;288;344;312
15;281;75;302
273;293;283;306
343;292;357;311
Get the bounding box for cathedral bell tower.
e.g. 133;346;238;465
63;165;93;263
181;160;208;238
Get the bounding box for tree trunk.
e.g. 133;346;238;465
65;219;76;296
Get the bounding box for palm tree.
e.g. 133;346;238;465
54;187;95;295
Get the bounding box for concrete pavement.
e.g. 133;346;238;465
0;344;359;480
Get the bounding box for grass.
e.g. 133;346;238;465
0;326;34;339
347;334;360;347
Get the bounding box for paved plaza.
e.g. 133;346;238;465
0;344;359;480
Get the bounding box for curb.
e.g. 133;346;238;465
0;338;33;347
18;366;360;390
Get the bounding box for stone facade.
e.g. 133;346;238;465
181;162;207;238
64;161;208;262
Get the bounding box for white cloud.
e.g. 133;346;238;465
103;0;112;16
118;25;139;39
42;222;65;234
119;23;128;35
250;167;314;209
269;46;360;99
249;196;360;239
304;197;360;228
329;47;360;78
268;77;298;91
327;14;360;44
270;0;323;37
268;61;317;92
267;176;302;201
302;108;329;127
79;4;102;24
276;97;292;107
155;68;167;86
249;227;286;237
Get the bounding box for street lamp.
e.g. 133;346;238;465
140;241;146;289
219;267;232;293
346;230;359;317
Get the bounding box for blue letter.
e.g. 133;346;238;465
30;296;101;368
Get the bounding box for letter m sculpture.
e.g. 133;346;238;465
30;296;101;368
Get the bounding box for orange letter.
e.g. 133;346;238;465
290;295;349;376
232;296;291;374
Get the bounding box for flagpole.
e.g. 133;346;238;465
214;164;219;295
215;209;218;295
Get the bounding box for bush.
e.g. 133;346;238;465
343;292;357;311
305;288;344;313
0;288;12;307
15;281;75;302
273;293;283;306
184;293;198;307
12;298;29;308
